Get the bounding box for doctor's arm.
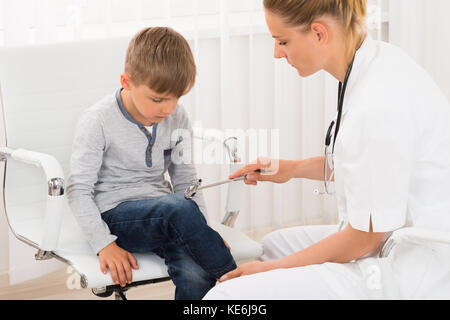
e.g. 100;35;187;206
220;219;384;282
273;220;384;268
229;156;328;184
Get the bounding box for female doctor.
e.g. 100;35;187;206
204;0;450;299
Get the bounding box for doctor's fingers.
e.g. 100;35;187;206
219;268;242;282
244;173;260;185
229;163;260;180
229;157;274;180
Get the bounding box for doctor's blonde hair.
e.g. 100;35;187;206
263;0;367;63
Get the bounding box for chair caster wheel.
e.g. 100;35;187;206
92;287;114;298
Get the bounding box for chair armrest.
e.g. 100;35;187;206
1;147;65;251
379;227;450;258
8;147;64;180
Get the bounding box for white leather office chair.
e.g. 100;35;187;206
0;37;263;300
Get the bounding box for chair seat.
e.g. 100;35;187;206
7;200;263;288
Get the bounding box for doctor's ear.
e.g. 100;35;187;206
310;22;328;44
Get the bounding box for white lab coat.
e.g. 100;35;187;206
204;36;450;300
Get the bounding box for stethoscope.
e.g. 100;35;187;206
314;57;355;196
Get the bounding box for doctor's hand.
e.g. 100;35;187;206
229;157;296;185
98;241;139;287
219;260;276;282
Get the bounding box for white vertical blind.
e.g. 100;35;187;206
3;0;32;46
389;0;423;62
104;0;112;38
389;0;450;100
218;0;230;225
34;0;57;44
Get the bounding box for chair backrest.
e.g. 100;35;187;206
0;37;131;235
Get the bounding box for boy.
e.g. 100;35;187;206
66;27;236;300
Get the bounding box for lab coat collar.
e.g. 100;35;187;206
341;34;377;116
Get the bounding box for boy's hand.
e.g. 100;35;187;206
98;241;139;287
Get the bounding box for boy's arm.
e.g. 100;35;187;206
66;112;117;254
168;106;209;223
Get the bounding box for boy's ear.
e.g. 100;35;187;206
120;73;133;90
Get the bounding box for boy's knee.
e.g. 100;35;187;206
165;193;206;225
172;259;215;285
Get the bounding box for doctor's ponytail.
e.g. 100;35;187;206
263;0;367;63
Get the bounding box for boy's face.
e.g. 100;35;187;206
120;73;179;125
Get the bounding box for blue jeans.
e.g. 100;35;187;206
101;193;237;300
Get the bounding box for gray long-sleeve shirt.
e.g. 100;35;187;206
66;89;207;254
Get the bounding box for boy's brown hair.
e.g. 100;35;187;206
125;27;196;98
